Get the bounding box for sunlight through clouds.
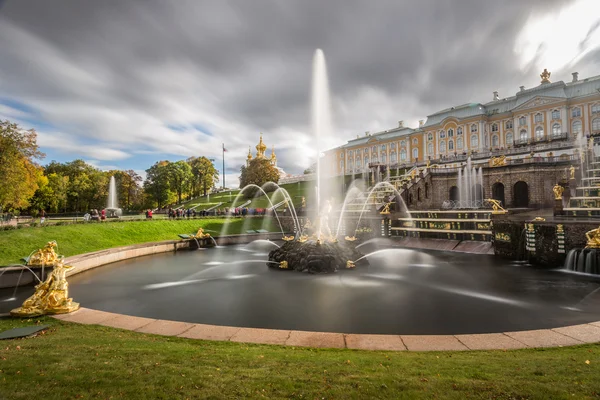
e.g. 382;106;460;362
515;0;600;72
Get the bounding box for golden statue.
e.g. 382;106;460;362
279;261;289;269
532;217;546;222
11;258;80;317
298;235;309;243
301;197;306;208
540;68;551;83
553;184;564;200
27;240;60;266
190;228;211;239
344;236;357;241
490;156;506;167
570;165;576;180
282;235;295;241
485;198;507;214
380;202;392;215
586;226;600;249
346;260;356;269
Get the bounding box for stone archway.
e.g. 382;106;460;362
449;186;459;201
513;181;529;208
492;182;505;206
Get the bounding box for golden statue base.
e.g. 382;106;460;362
346;260;356;269
279;261;289;269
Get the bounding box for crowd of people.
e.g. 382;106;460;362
163;206;268;219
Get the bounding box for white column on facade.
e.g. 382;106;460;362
546;109;552;138
479;121;485;150
584;103;589;133
499;121;504;148
562;106;568;134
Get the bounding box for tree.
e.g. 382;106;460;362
167;160;193;203
144;161;173;208
187;156;219;197
112;170;143;210
0;120;45;211
239;158;280;198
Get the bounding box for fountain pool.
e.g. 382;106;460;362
3;242;600;335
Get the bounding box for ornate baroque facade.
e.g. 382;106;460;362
325;70;600;175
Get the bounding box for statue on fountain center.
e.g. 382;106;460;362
586;226;600;249
553;183;564;200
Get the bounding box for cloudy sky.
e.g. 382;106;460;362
1;0;599;187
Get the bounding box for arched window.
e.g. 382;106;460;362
439;140;446;152
457;127;463;135
372;154;378;162
412;138;418;145
457;137;463;150
572;120;582;135
470;134;478;148
572;107;581;118
535;113;543;123
506;132;513;145
448;140;454;151
492;135;499;147
427;133;433;141
412;148;418;160
552;123;561;136
535;126;544;139
439;130;446;139
381;152;387;164
505;120;513;130
485;134;489;148
519;116;527;126
427;142;434;155
339;160;344;169
364;156;369;165
348;159;353;168
356;158;361;168
400;149;407;161
491;123;498;132
364;148;369;155
391;143;396;149
520;129;528;141
552;109;560;120
448;129;454;137
372;146;377;154
381;144;386;151
592;104;600;114
593;118;600;132
471;124;478;133
391;152;397;163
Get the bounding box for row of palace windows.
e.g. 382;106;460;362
341;117;600;163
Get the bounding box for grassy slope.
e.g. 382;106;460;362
0;218;276;265
0;317;599;399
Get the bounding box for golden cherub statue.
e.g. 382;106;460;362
586;226;600;249
346;260;356;269
570;165;576;180
553;184;564;200
282;235;295;241
301;197;306;208
380;202;392;215
27;240;60;266
11;258;80;317
279;261;289;269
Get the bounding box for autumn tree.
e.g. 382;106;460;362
187;156;219;197
239;158;280;198
0;120;45;212
112;169;143;210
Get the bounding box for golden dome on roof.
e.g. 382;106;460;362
256;133;267;158
270;145;276;160
247;146;253;160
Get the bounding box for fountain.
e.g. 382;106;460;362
106;176;123;218
456;157;484;209
267;49;367;273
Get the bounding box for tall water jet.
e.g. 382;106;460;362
106;176;122;218
311;49;334;238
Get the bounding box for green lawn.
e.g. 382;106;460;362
0;317;599;399
0;218;277;265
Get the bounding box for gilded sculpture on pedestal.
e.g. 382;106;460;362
490;156;506;167
540;68;551;83
585;226;600;249
380;202;392;215
27;240;59;266
553;184;564;200
570;165;576;180
190;228;211;239
11;258;80;317
485;199;507;214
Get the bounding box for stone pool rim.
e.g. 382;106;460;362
38;236;600;351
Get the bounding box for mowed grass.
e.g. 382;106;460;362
0;218;277;265
0;317;599;399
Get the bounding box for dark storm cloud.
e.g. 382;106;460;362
0;0;593;183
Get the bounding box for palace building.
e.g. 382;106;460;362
325;70;600;177
323;70;600;209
